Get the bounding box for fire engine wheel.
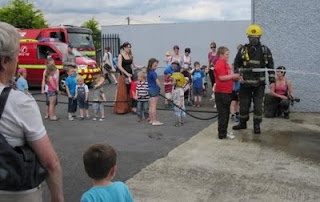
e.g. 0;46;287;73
59;74;67;92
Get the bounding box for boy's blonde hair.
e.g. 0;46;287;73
138;71;146;79
76;76;84;82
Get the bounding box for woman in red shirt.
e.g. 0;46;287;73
214;47;239;139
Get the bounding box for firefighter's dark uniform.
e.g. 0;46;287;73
233;43;275;132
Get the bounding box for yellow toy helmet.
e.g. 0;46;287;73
171;72;185;87
246;24;263;37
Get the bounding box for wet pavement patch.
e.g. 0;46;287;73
238;129;320;163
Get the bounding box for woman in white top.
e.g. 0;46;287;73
0;22;63;202
182;48;191;70
102;47;117;84
170;45;183;66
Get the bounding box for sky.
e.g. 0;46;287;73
0;0;251;27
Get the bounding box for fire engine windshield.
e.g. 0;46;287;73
67;33;94;48
54;43;83;57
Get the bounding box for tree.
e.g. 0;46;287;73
0;0;48;29
82;17;101;49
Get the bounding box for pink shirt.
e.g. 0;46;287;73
47;76;57;92
275;84;287;95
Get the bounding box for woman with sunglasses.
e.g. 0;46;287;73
207;41;219;88
264;66;294;119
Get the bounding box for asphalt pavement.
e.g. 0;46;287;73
30;78;217;202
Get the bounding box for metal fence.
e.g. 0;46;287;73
97;34;120;64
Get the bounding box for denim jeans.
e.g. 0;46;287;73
136;100;149;119
68;98;77;113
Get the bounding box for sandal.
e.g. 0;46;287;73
49;117;59;121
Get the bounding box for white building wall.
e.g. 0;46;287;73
102;21;251;69
253;0;320;112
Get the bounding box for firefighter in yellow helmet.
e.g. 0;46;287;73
232;24;275;134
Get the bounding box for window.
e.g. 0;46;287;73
37;45;56;59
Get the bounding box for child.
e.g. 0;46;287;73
164;51;172;65
147;58;163;126
92;74;106;121
201;65;209;96
191;61;205;107
74;76;90;120
163;69;173;108
46;64;59;121
65;67;78;121
41;57;59;119
171;73;186;127
214;46;239;140
16;68;28;92
135;71;149;122
230;64;240;122
130;78;138;114
81;143;134;202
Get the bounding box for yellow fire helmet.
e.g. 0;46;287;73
246;24;263;37
171;72;185;87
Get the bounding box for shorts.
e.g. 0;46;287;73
47;91;56;97
165;92;172;100
149;88;160;97
92;102;104;114
78;100;89;109
193;87;202;96
231;91;239;101
46;92;58;105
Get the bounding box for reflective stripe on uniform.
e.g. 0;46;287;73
253;115;262;119
240;114;249;119
248;60;261;65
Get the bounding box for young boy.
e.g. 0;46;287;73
17;68;28;92
201;65;208;96
214;46;239;140
163;69;173;108
92;74;106;121
171;73;186;127
74;76;90;120
81;143;134;202
135;71;149;122
191;61;205;107
65;67;77;120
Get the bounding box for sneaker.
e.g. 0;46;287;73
226;132;235;140
92;117;97;121
68;116;74;121
145;117;151;122
99;118;104;122
85;116;90;120
79;116;84;120
254;124;261;134
44;114;49;119
152;121;164;126
136;118;142;122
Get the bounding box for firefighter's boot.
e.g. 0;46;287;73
232;122;247;130
254;124;261;134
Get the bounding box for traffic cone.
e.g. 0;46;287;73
114;75;129;114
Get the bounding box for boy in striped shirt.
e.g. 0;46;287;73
135;71;150;122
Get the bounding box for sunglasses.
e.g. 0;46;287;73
211;46;216;49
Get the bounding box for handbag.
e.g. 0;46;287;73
103;63;112;71
0;87;47;191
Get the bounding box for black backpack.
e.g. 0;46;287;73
0;87;47;191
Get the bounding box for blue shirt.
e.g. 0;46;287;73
147;70;159;91
81;182;134;202
17;77;28;91
65;75;77;96
192;70;205;88
164;63;181;75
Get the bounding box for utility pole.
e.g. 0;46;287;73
126;17;130;25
